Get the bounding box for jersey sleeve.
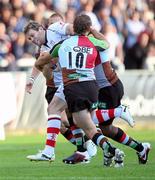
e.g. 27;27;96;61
48;21;69;35
88;36;109;51
49;42;62;58
99;50;109;63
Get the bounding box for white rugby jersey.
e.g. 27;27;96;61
43;22;69;49
40;21;69;87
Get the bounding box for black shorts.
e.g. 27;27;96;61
45;86;58;104
98;79;124;125
64;81;99;113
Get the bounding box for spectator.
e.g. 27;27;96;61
110;4;125;34
65;7;76;23
124;31;150;69
82;0;101;31
12;32;29;60
0;4;12;27
13;7;27;33
0;0;154;71
0;22;16;71
102;22;124;71
124;10;146;50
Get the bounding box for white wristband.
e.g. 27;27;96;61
29;77;35;84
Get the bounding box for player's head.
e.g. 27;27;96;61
24;21;45;46
73;14;92;35
48;12;64;25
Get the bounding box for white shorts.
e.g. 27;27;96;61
54;84;66;102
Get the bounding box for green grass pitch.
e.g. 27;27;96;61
0;129;154;180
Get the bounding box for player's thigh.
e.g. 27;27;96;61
98;80;124;109
64;81;98;113
48;95;67;114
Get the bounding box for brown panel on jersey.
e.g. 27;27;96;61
62;68;79;86
46;78;55;88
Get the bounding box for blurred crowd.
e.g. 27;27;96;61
0;0;155;71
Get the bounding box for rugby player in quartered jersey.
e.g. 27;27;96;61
94;49;150;166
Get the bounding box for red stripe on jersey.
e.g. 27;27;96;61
78;36;97;68
96;110;104;123
119;133;126;143
46;140;56;147
109;109;114;119
47;127;60;134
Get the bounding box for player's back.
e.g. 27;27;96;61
59;35;97;70
58;35;98;86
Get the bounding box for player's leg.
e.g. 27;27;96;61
27;88;67;161
92;105;135;127
62;112;97;164
73;109;124;167
64;81;125;167
40;93;67;159
94;80;134;127
55;84;97;162
100;124;151;165
60;120;76;145
98;80;151;165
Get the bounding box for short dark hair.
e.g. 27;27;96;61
73;14;92;35
48;12;64;25
23;21;42;34
49;12;63;20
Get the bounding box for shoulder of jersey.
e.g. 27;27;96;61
48;21;65;30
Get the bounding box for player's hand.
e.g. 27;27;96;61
25;78;34;94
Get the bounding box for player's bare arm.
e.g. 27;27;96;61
35;52;52;71
26;66;41;94
42;63;54;80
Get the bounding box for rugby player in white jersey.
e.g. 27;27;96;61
24;13;97;163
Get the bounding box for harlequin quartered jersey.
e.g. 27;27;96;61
94;50;118;88
50;35;109;86
40;21;69;87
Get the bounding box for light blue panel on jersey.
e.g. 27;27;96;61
99;49;109;63
58;36;79;68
